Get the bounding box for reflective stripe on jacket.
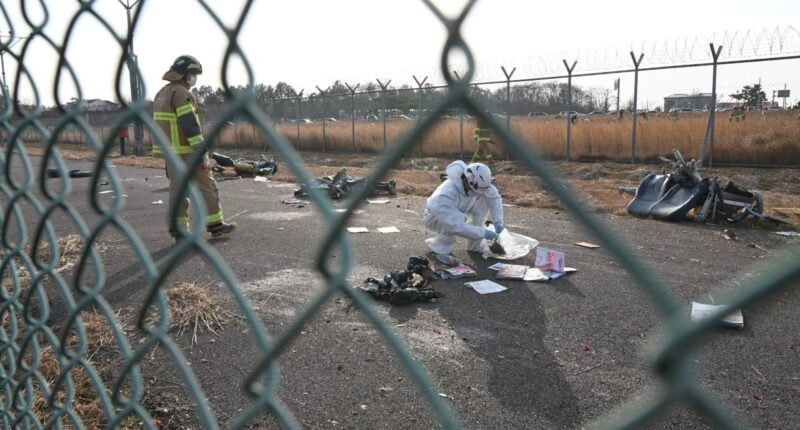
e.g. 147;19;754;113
152;82;204;157
473;127;492;143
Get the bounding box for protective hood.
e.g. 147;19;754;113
445;160;468;183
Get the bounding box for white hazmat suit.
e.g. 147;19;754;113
422;160;504;255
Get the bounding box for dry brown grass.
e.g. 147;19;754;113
19;134;800;227
1;234;128;428
154;282;241;346
18;110;800;164
266;113;800;164
2;235;105;294
5;309;133;429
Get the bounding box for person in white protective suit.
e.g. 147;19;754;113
422;160;505;265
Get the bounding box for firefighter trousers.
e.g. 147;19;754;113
164;160;224;232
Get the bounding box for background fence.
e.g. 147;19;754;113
7;29;799;167
1;1;799;429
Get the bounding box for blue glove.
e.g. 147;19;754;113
494;221;504;235
484;229;499;241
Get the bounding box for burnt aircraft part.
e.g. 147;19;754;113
648;178;710;221
211;152;235;167
295;168;396;200
626;150;778;224
627;174;676;217
210;153;277;177
46;168;94;179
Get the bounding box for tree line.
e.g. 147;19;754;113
192;80;622;121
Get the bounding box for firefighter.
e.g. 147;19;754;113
153;55;237;240
471;116;495;163
729;107;745;122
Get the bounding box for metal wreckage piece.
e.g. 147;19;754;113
46;168;94;178
294;168;397;200
211;152;278;178
624;150;787;224
362;256;441;306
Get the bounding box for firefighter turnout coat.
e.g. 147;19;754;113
152;82;225;229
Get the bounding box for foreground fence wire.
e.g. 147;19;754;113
0;0;798;429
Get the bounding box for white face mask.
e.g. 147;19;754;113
186;74;198;87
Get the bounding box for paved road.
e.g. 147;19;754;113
10;158;799;429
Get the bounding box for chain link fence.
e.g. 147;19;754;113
1;1;799;428
13;58;799;167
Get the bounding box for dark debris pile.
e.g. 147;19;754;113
361;256;440;306
295;168;396;200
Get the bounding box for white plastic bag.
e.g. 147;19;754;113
482;228;539;260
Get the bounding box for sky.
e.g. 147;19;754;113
1;0;799;108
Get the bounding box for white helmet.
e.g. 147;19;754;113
465;163;492;194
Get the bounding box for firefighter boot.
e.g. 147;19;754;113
207;222;238;238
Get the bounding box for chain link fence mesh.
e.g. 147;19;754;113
1;1;799;429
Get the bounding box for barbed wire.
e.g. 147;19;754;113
449;26;800;84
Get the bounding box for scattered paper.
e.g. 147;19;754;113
574;242;600;249
488;263;512;271
535;248;565;273
496;264;528;280
281;196;308;206
151;200;163;205
377;226;400;233
334;208;365;214
367;198;391;204
254;176;270;182
690;302;744;328
545;271;567;280
98;190;114;194
347;227;369;233
775;231;800;237
523;268;549;281
465;280;508;294
563;267;578;273
433;264;477;279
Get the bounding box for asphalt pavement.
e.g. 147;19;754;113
10;157;799;429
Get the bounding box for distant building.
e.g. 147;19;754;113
67;98;120;112
663;93;714;111
86;99;119;111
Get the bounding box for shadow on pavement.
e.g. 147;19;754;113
436;254;581;428
103;243;198;305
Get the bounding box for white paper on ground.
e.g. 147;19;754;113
482;228;539;260
254;176;269;182
334;208;364;214
465;280;508;294
367;198;391;204
347;227;369;233
281;196;308;205
775;231;800;237
151;200;164;205
377;226;400;233
98;190;114;194
488;263;511;271
690;302;744;328
523;268;549;281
